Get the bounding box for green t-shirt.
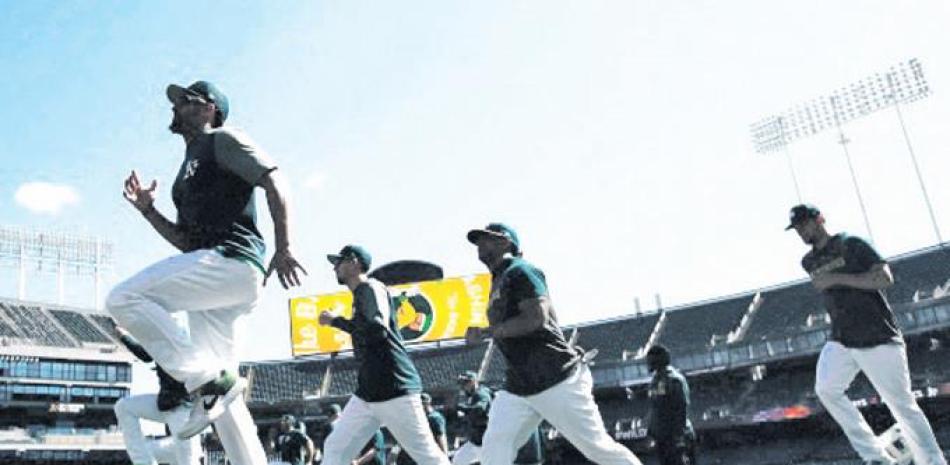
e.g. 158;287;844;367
801;233;901;348
488;257;579;396
457;386;491;445
647;366;692;440
331;279;423;401
171;127;275;273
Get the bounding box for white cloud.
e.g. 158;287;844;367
14;182;80;215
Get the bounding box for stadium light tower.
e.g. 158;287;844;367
0;226;114;308
751;58;937;243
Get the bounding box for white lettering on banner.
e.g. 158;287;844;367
49;403;84;414
295;301;317;319
614;428;648;440
296;325;318;350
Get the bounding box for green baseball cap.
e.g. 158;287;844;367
785;204;821;230
327;244;372;272
467;223;521;254
166;80;229;124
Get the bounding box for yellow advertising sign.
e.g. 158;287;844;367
289;274;492;356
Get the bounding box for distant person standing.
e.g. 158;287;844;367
397;393;448;465
787;204;946;465
645;345;694;465
275;414;315;465
451;371;491;465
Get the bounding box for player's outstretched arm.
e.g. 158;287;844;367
258;171;307;288
122;170;190;251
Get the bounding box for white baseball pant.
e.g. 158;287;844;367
815;340;947;465
114;394;200;465
481;365;642;465
451;441;481;465
322;394;450;465
107;249;266;465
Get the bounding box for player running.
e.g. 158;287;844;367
787;204;946;465
465;223;643;465
317;245;450;465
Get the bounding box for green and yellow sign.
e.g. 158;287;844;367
289;274;491;356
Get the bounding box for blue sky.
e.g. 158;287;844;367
3;0;950;372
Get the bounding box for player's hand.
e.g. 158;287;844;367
265;248;308;288
318;310;335;326
122;170;157;213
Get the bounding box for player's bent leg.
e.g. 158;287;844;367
530;366;642;465
106;252;227;392
858;343;948;465
815;342;891;463
188;304;254;375
148;436;178;465
322;397;383;465
115;394;165;465
480;391;542;465
373;394;450;465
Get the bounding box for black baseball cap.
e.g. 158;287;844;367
420;392;432;403
458;370;478;382
325;403;342;415
467;223;521;255
785;204;821;230
327;245;372;272
281;414;296;424
166;80;230;123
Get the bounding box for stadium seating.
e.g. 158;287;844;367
0;317;19;339
573;313;660;362
656;295;750;353
410;343;486;389
326;357;360;397
49;310;111;344
89;314;122;340
741;283;823;342
0;302;77;348
242;361;327;404
887;246;950;303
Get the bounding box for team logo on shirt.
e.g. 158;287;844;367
183;159;200;180
810;256;846;277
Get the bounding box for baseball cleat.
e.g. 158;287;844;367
177;371;247;439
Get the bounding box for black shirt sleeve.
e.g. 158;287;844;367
500;264;548;322
330;316;357;334
119;334;153;363
847;236;885;270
